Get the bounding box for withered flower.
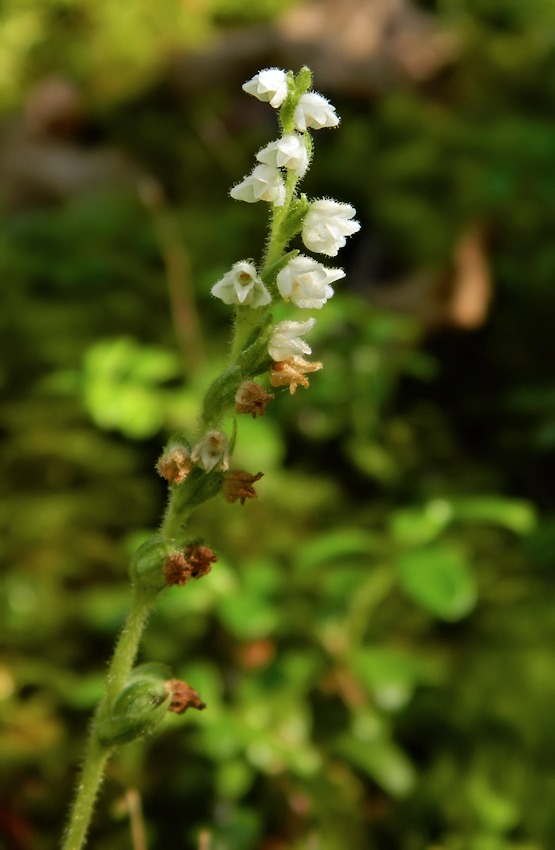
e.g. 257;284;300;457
184;543;217;579
163;544;217;587
235;380;275;417
165;679;206;714
222;470;264;505
163;551;192;587
269;356;323;394
156;444;192;484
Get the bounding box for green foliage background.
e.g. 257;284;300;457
1;1;555;849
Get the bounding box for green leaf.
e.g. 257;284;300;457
451;496;536;534
336;732;416;797
396;543;477;621
293;528;380;574
468;776;520;833
217;560;282;639
391;499;454;546
350;646;443;710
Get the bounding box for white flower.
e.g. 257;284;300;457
276;255;344;309
302;199;360;257
230;164;286;206
211;261;271;307
256;134;309;178
268;318;317;362
191;430;229;472
294;92;339;131
242;69;289;108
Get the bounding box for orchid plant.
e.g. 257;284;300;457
62;66;359;850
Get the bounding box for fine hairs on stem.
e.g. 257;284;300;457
62;66;360;849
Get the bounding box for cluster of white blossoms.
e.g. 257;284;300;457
211;68;360;393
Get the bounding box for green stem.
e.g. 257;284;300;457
230;307;269;364
102;588;154;710
62;736;111;850
262;171;298;274
62;588;154;850
230;170;300;366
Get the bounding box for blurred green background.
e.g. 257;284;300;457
1;1;555;849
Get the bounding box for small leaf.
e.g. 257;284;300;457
396;543;477;621
451;496;536;534
336;733;416;796
293;528;380;574
391;499;453;546
350;646;443;710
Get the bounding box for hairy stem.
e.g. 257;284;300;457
62;736;112;850
62;589;154;850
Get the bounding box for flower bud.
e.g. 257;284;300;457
242;68;289;108
302;199;360;257
230;164;286;206
256;134;309;177
268;318;316;362
294;92;339;131
276;255;344;309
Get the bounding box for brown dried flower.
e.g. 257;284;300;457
222;470;264;505
184;543;217;579
235;380;275;417
163;544;217;587
269;357;323;394
165;679;206;714
163;551;192;587
156;444;192;484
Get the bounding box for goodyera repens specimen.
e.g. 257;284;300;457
155;66;361;547
62;68;359;850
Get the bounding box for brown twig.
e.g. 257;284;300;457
139;177;205;374
126;788;148;850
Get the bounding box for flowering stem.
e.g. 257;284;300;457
62;736;112;850
230;306;269;364
63;66;359;850
62;588;154;850
100;588;154;710
229;172;300;365
262;171;298;274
